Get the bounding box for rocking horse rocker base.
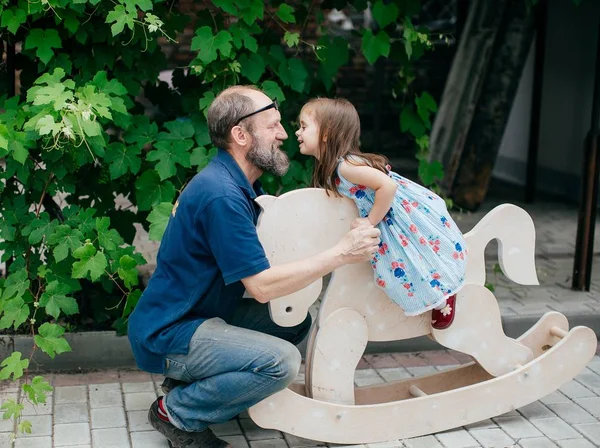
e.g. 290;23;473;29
249;312;596;444
249;189;597;444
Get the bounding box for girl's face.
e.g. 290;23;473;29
295;111;321;159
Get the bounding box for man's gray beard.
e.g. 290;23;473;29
246;136;290;177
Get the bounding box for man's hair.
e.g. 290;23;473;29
207;85;262;149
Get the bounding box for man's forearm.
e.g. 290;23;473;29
243;246;345;303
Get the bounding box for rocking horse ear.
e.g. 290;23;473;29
255;195;277;211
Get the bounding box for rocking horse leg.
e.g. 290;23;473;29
303;318;319;398
432;284;534;377
310;307;368;405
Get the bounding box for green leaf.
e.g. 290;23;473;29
96;217;125;252
104;142;142;179
238;0;263;25
372;0;399;29
125;0;153;12
147;202;173;241
21;213;58;245
415;92;438;129
0;353;28;380
23;376;53;404
261;81;285;103
71;243;108;281
47;225;84;262
287;59;309;93
276;4;296;23
124;115;158;146
191;27;233;65
199;92;215;114
239;53;265;83
361;29;390;65
0;298;30;331
160;120;195;140
400;105;425;138
118;255;139;288
135;170;176;211
39;281;79;319
147;140;193;181
123;289;142;317
211;0;238;15
229;21;259;52
24;29;62;65
1;268;29;301
1;7;27;34
284;31;300;48
36;115;63;137
18;420;32;434
106;5;136;36
418;159;444;186
34;323;72;359
1;399;24;420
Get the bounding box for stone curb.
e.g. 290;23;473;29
3;311;598;372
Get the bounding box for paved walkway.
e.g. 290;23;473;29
3;348;600;448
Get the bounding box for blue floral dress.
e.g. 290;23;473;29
336;157;467;316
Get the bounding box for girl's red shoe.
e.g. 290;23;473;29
431;295;456;330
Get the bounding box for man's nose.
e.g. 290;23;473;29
278;125;288;140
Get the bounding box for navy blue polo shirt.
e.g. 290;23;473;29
128;149;270;373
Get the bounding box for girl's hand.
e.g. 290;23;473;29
351;217;373;230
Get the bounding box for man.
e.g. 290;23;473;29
127;85;381;448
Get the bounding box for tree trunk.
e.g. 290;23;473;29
429;0;538;210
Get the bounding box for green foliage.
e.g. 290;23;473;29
0;0;446;435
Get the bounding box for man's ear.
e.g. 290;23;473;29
230;126;249;147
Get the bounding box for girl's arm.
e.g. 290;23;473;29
339;160;397;225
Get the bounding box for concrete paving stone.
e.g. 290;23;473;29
91;427;131;447
240;418;283;441
585;358;600;375
365;442;405;448
54;386;87;404
128;410;153;432
463;419;498;431
18;415;51;438
54;403;89;424
540;391;571;405
574;369;600;395
529;418;582;441
434;428;479;447
55;446;91;448
211;419;243;437
468;428;514;447
354;369;385;387
124;392;156;411
493;415;543;438
89;384;123;408
130;430;169;447
282;433;326;447
419;351;463;366
54;423;91;446
434;365;461;372
402;436;443;448
223;435;251;448
21;395;52;416
376;368;412;382
91;406;127;428
0;417;13;433
572;422;600;442
517;402;556;420
405;366;438;377
364;354;402;369
0;433;12;448
248;439;288;448
546;403;597;424
572;396;600;417
559;381;596;399
80;370;120;385
14;437;52;448
517;437;558;447
556;439;598;448
123;382;156;393
390;354;430;368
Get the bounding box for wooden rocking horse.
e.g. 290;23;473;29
247;188;597;444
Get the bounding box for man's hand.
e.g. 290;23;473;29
351;217;373;230
336;226;381;264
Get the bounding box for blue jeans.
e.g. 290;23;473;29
162;300;311;432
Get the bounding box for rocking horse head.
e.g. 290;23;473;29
255;188;358;327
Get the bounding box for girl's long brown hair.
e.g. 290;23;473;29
301;98;389;197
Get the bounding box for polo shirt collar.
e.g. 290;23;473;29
215;148;260;199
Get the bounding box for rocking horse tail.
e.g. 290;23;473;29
463;204;539;286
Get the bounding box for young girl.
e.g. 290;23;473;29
296;98;467;329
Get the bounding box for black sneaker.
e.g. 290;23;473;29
161;377;189;394
148;399;231;448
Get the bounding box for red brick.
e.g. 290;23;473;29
364;354;401;369
52;374;90;387
419;350;462;366
446;350;474;364
356;357;370;369
391;353;429;367
118;369;152;382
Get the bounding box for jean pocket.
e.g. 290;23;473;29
164;357;194;382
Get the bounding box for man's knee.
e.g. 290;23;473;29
267;340;302;385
